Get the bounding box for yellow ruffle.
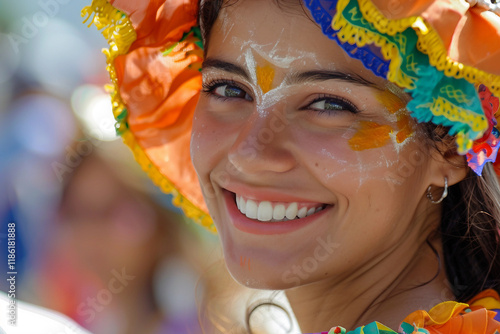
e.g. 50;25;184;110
332;0;416;90
354;0;500;96
402;300;470;328
426;301;469;325
432;95;488;133
82;0;216;233
121;131;215;233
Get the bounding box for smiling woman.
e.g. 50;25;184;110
83;0;500;333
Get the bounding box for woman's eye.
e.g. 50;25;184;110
213;85;252;101
306;97;359;114
309;100;344;111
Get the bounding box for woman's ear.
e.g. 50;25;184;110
428;142;469;188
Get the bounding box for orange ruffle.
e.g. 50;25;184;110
469;289;500;311
402;289;500;334
101;0;210;227
368;0;500;77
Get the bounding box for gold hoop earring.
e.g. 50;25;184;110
426;177;448;204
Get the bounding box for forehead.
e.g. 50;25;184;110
207;0;380;80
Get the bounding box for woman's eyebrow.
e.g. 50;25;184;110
202;58;382;90
287;70;383;90
202;58;250;80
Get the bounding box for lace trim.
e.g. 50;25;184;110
407;66;487;154
304;0;390;78
121;132;216;233
331;0;416;90
331;0;490;153
356;0;500;96
82;0;216;233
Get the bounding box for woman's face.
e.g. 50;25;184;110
192;0;439;289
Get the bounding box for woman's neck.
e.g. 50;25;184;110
285;232;453;333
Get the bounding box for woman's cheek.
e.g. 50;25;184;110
293;123;403;188
191;106;223;179
192;101;244;189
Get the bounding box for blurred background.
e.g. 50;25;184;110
0;1;301;333
0;1;226;333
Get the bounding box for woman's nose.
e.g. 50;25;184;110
227;109;297;175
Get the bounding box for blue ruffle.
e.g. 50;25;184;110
304;0;389;78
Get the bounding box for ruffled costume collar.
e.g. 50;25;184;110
311;289;500;334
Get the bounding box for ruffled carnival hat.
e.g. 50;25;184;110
82;0;500;233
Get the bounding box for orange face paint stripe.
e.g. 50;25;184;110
348;90;415;152
348;121;393;151
376;90;406;115
256;64;275;94
396;114;414;144
378;90;415;145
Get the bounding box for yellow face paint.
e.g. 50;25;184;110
349;90;415;151
376;89;406;114
396;113;414;144
377;89;415;144
256;64;275;94
349;121;393;151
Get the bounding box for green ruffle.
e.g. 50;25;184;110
335;0;488;153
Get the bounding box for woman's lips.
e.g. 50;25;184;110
235;193;325;221
223;181;326;204
222;189;332;235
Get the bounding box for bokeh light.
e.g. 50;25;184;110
71;85;118;141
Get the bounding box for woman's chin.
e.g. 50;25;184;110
223;256;302;290
226;265;284;290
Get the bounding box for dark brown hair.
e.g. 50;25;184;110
418;123;500;301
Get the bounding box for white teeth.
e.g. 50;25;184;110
285;202;298;220
257;201;273;222
273;204;286;220
235;194;326;222
297;207;307;218
237;196;246;213
240;197;246;214
246;199;258;219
